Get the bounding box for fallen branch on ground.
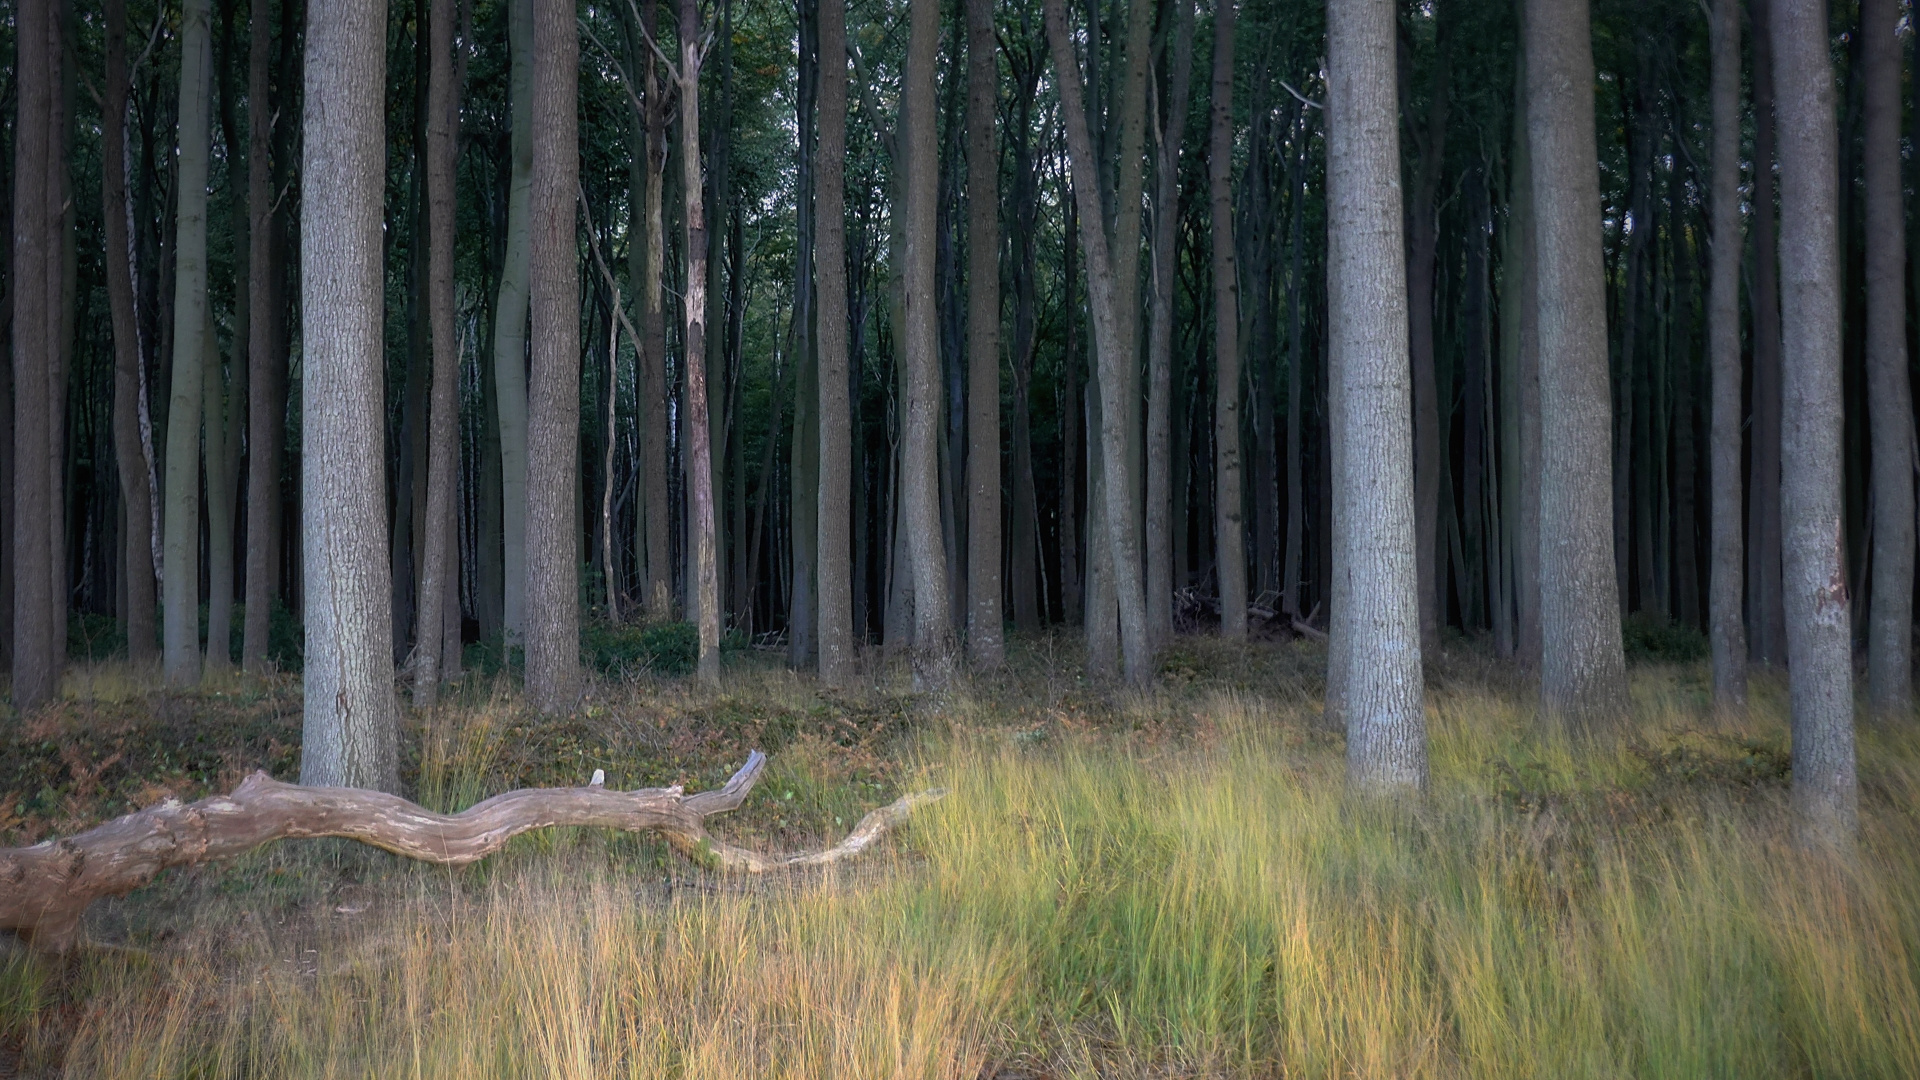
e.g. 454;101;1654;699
0;751;944;953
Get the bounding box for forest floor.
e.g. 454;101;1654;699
3;630;1920;1077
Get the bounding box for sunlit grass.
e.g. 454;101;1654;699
11;645;1920;1077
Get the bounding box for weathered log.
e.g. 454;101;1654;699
0;752;944;952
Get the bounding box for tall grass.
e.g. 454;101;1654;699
17;661;1920;1077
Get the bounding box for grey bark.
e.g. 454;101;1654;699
524;0;582;713
202;313;233;670
1210;0;1245;640
1147;0;1195;648
1525;0;1628;732
1862;0;1910;719
1045;0;1151;686
415;0;461;705
11;0;58;710
163;0;214;686
1747;0;1786;666
301;0;400;791
905;0;957;690
494;0;532;645
1770;0;1857;844
681;0;722;683
965;0;1004;668
816;0;854;684
1328;0;1426;793
1707;0;1747;710
243;0;281;670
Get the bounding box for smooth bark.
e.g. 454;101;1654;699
494;0;533;646
816;0;854;684
1706;0;1747;710
11;0;58;710
414;0;461;705
1210;0;1246;640
242;0;282;670
964;0;1004;668
681;0;722;683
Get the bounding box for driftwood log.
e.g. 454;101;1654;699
0;752;943;952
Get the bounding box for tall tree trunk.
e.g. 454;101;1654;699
202;313;233;670
681;0;722;683
11;0;59;710
625;0;670;623
904;0;957;689
1007;41;1044;633
494;0;532;646
1526;0;1628;730
789;0;820;666
1406;6;1450;654
301;0;400;791
1706;0;1747;710
1620;59;1653;618
1747;0;1786;666
964;0;1004;668
1329;0;1426;793
242;0;281;670
1861;0;1911;719
524;0;581;713
1059;191;1082;626
1668;155;1699;628
1045;0;1151;685
414;0;459;704
163;0;214;686
1209;0;1246;640
1281;111;1309;621
103;0;157;665
1504;21;1543;667
1147;0;1195;647
1772;0;1857;844
815;0;853;682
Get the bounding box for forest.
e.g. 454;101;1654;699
4;0;1920;1073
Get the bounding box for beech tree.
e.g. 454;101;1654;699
1705;0;1745;711
414;0;462;705
1210;0;1246;641
964;0;1003;670
242;0;282;671
816;0;855;685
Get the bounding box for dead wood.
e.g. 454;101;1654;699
0;751;943;953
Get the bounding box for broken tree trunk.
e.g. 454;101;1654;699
0;752;942;953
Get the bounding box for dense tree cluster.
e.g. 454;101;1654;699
0;0;1889;833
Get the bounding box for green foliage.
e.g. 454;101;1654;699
582;620;701;678
1623;613;1711;663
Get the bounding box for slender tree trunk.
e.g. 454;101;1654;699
1060;193;1082;626
1148;0;1195;647
1861;0;1911;719
524;0;580;712
414;0;459;704
1045;0;1151;685
103;0;157;665
49;7;70;670
904;0;957;689
964;0;1004;667
1706;0;1747;710
1771;0;1857;844
202;313;233;670
631;0;670;622
302;0;399;791
1748;0;1786;666
163;0;214;686
681;0;722;683
1526;0;1628;731
1281;112;1308;621
1329;0;1426;793
816;0;854;683
1007;46;1043;632
1668;158;1699;628
789;0;819;664
1407;8;1449;653
242;0;281;670
11;0;58;710
494;0;532;646
1210;0;1246;640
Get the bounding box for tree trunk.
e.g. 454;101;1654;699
524;0;581;713
964;0;1004;668
202;312;234;670
1045;0;1151;686
302;0;400;791
789;0;820;665
1060;192;1082;627
815;0;854;683
494;0;533;646
102;0;157;666
1747;0;1786;667
242;0;282;670
1504;24;1543;668
1526;0;1628;731
1329;0;1426;793
1771;0;1857;844
1210;0;1246;640
1281;111;1309;621
1706;0;1747;710
903;0;957;690
1406;7;1449;654
681;0;723;683
1861;0;1911;719
414;0;460;705
1147;0;1195;647
1007;42;1044;633
163;0;214;686
11;0;59;710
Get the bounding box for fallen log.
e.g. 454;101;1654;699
0;752;943;953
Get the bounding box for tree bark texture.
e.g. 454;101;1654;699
682;0;723;684
1328;0;1427;793
1525;0;1628;732
1861;0;1911;720
11;0;58;711
1210;0;1246;640
1706;0;1747;711
964;0;1004;669
1770;0;1857;844
163;0;215;687
243;0;283;671
816;0;855;685
524;0;582;714
415;0;462;705
494;0;533;646
301;0;401;792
